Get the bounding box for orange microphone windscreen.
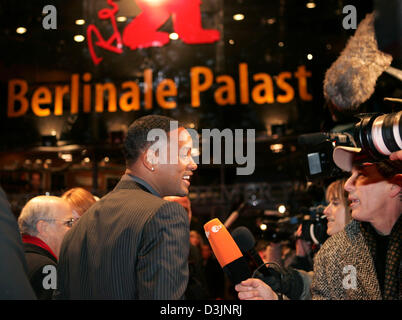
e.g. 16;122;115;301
204;218;243;268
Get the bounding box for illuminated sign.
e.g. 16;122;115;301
87;0;220;65
7;64;312;118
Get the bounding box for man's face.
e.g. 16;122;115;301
155;127;197;197
344;164;392;223
45;201;75;258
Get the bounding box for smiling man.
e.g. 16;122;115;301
55;115;197;299
311;146;401;300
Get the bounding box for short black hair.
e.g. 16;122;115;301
123;115;183;166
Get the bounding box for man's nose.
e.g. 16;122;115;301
188;156;197;171
344;174;355;193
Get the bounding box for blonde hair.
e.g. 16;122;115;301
326;178;351;225
62;188;96;216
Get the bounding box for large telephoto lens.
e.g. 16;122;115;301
354;111;402;160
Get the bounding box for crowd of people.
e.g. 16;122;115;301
235;147;401;300
0;115;401;300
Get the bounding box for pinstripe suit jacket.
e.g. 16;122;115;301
55;174;190;299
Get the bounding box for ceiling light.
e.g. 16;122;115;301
75;19;85;25
16;27;27;34
233;14;245;21
60;154;73;162
228;39;235;45
270;143;284;153
306;1;316;9
278;41;284;47
74;35;85;42
169;32;179;40
116;16;127;22
278;205;286;214
267;18;276;25
307;53;313;60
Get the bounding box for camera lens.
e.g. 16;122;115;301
354;111;402;160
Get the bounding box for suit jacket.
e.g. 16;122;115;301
0;187;36;299
23;243;57;300
55;174;190;299
311;220;385;300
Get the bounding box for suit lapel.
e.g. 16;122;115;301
347;223;382;299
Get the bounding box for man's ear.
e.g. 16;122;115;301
36;219;48;236
143;148;158;172
389;174;402;198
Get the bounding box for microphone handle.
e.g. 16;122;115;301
258;264;305;300
223;256;251;285
223;211;239;229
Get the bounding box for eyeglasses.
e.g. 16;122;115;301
41;218;76;228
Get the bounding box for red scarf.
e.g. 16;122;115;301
22;234;58;261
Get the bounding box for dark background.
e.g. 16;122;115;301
0;0;400;225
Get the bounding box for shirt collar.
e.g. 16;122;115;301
127;174;161;197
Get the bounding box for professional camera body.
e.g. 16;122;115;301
299;110;402;180
259;216;297;243
300;205;328;245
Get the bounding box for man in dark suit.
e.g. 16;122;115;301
18;195;75;299
0;187;36;299
56;115;198;299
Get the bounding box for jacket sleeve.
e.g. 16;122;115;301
136;201;190;299
295;269;314;300
0;187;36;299
310;248;332;300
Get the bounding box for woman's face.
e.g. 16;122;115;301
323;191;347;236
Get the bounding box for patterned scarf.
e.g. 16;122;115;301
360;216;401;300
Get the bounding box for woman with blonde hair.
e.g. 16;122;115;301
235;178;353;300
323;178;351;236
62;187;97;220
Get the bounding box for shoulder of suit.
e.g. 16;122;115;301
158;200;188;213
315;220;362;263
24;248;57;277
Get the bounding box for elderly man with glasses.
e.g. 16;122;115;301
18;195;75;299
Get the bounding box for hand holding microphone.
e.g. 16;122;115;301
231;226;305;300
235;278;279;300
203;218;251;285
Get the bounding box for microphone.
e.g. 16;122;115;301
323;12;393;111
204;218;251;285
223;202;246;229
231;226;305;300
231;226;269;273
297;132;355;147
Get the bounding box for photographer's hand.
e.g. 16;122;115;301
235;278;278;300
390;150;402;161
295;225;311;257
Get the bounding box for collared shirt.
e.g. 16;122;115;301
127;174;161;198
